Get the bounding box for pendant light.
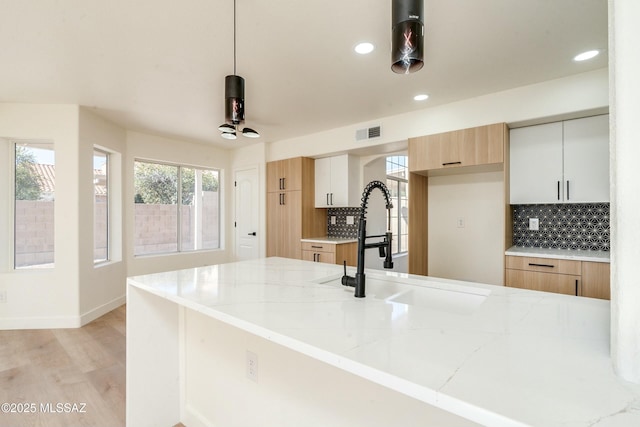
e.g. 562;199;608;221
218;0;260;139
391;0;424;74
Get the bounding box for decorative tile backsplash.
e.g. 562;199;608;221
512;203;610;251
327;207;360;238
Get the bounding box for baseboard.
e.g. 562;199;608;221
0;315;81;330
80;295;126;326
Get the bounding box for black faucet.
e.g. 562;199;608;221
341;180;394;298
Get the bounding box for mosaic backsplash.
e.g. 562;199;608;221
512;203;610;251
327;207;360;238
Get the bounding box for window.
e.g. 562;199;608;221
134;160;220;256
94;149;109;263
386;156;408;255
14;141;55;269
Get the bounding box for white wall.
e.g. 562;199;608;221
428;171;505;286
610;0;640;384
125;131;232;277
78;107;127;324
0;104;81;328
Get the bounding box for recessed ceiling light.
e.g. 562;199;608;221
414;94;429;101
355;42;374;55
574;50;600;62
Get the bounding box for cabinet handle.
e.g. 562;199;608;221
316;253;320;262
330;193;333;205
575;279;579;296
313;253;317;262
528;263;555;268
326;193;330;205
311;245;323;249
557;181;560;201
566;180;570;200
282;193;285;205
279;178;283;190
442;161;462;166
282;177;286;190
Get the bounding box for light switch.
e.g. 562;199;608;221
529;218;539;231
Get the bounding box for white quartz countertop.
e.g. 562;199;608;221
127;257;639;427
506;246;610;263
301;236;358;244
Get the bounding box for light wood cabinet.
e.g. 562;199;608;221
509;115;609;204
314;155;360;208
581;261;610;300
266;157;326;259
409;123;506;173
505;255;610;299
301;241;357;266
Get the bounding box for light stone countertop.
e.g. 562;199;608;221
301;236;358;244
506;245;610;263
128;257;639;427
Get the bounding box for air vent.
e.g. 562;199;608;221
355;125;381;141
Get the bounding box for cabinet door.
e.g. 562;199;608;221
563;115;610;203
314;157;332;207
581;262;610;300
475;123;505;165
506;269;579;296
280;191;302;259
510;122;563;204
266;192;282;257
267;158;303;193
409;134;442;171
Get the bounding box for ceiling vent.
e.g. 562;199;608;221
356;125;381;141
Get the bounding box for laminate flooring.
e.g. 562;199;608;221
0;305;126;427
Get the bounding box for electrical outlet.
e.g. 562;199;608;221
330;216;336;225
456;217;465;228
0;290;6;303
246;351;258;382
529;218;539;231
346;216;355;225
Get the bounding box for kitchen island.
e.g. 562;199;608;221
127;257;640;427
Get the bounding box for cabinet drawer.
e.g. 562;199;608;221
506;269;580;296
505;256;581;275
301;242;336;254
302;250;336;264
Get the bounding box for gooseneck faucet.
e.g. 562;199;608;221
341;180;394;298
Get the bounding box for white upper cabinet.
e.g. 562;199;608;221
315;154;360;208
510;114;609;204
563;115;610;203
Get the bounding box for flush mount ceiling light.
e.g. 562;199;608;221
574;50;600;62
414;94;429;101
391;0;424;74
218;0;260;140
355;42;375;54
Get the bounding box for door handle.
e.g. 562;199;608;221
248;232;256;236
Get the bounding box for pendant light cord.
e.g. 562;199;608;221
233;0;236;75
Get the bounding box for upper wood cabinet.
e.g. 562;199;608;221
267;157;303;192
509;114;609;204
409;123;506;173
314;154;360;208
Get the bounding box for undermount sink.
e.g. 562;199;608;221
315;275;490;315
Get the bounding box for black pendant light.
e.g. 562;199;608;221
218;0;259;139
391;0;424;74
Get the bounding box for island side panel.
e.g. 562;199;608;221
181;308;481;427
126;285;181;427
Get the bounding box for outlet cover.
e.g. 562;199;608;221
346;216;355;225
330;216;336;225
529;218;540;231
246;351;258;382
456;217;465;228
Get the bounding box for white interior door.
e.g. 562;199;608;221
235;167;260;260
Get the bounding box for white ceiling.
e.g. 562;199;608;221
0;0;608;149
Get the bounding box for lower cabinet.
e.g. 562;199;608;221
505;255;610;300
301;241;358;267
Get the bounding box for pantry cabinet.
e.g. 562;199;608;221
314;155;360;208
509;115;609;204
266;157;326;259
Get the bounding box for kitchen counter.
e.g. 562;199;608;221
127;257;639;427
301;236;358;244
506;245;610;263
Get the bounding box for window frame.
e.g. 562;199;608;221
386;156;409;256
93;148;110;265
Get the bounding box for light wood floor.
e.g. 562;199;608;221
0;305;126;427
